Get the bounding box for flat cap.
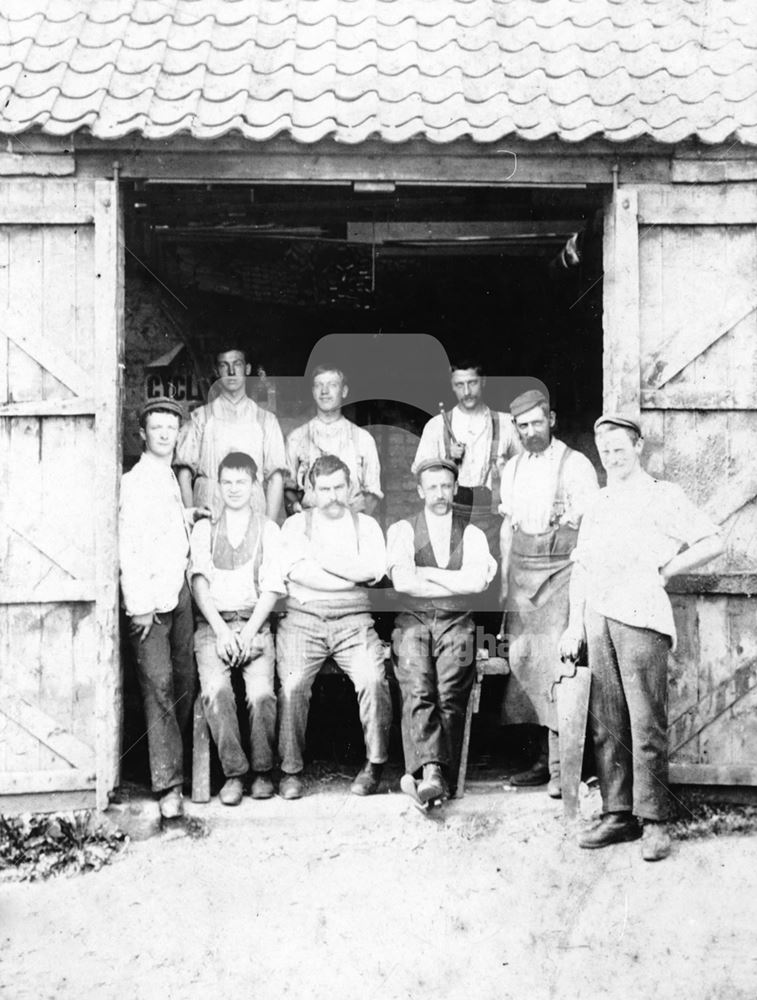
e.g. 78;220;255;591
594;413;642;436
510;388;549;418
140;396;184;421
415;457;459;480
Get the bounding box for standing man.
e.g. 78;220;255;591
285;364;383;516
560;415;722;861
500;390;598;797
412;360;521;559
387;459;495;805
190;452;285;806
119;398;205;819
276;455;392;800
175;346;288;522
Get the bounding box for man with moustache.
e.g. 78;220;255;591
276;454;392;799
285;364;382;516
387;458;495;805
119;398;207;819
560;415;722;860
175;346;288;521
499;389;598;796
412;361;521;558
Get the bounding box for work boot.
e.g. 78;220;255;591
158;786;184;819
508;758;549;787
417;763;448;803
279;773;304;800
547;775;562;799
578;812;641;849
250;772;275;800
641;821;672;862
350;762;383;796
219;777;244;806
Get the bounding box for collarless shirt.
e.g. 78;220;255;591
573;472;719;643
285;415;383;508
386;511;496;591
279;508;386;606
412;407;521;490
118;452;190;617
499;438;599;532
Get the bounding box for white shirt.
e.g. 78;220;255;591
280;509;386;606
499;438;599;532
386;511;496;591
189;516;285;611
118;453;190;617
411;407;521;489
285;416;383;509
573;472;719;643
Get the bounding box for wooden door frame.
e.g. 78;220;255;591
94;176;124;810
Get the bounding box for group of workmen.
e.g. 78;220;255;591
119;348;723;863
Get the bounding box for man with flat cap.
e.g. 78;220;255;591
560;414;722;860
387;457;496;805
499;389;598;796
119;397;209;819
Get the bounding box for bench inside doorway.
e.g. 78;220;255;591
191;651;509;802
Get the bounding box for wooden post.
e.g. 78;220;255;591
603;188;640;414
94;175;124;810
192;694;211;803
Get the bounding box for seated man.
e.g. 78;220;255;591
190;452;285;806
276;454;392;799
387;458;495;805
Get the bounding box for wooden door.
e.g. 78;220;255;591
0;178;122;810
604;183;757;785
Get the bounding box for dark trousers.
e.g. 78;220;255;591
393;610;476;786
129;581;196;794
586;609;672;821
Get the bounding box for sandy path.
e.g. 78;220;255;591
2;785;756;1000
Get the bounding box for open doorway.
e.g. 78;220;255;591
119;180;606;790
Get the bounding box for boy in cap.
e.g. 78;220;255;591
499;389;598;796
387;457;495;805
190;452;285;806
119;397;209;819
560;414;722;860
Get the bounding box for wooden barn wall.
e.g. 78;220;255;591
0;178;121;809
605;182;757;784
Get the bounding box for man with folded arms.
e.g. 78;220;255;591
560;415;722;861
387;458;495;805
190;451;285;806
276;454;392;799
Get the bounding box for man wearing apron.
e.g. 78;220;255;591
176;347;288;522
190;451;285;805
500;390;598;796
387;458;495;805
284;364;383;516
412;361;521;561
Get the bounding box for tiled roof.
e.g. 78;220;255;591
0;0;755;145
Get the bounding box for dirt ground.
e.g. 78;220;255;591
2;776;757;1000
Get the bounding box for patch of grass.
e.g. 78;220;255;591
0;811;128;882
671;799;757;841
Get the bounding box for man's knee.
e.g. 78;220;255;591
246;678;276;711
